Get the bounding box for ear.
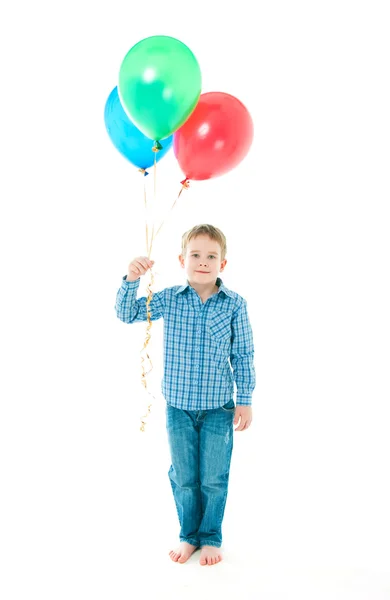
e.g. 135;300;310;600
178;254;185;268
219;258;227;272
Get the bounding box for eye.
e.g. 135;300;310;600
191;254;217;259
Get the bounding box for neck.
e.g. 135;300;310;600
189;278;219;298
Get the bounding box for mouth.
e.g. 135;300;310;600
195;271;210;274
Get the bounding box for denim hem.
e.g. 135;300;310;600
180;537;200;547
199;541;222;548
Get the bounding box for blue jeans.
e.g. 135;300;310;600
165;398;235;548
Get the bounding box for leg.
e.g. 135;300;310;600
166;403;203;561
198;399;235;564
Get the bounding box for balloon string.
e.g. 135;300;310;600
138;164;155;432
154;179;190;240
139;149;161;432
143;175;149;255
139;167;190;432
148;150;157;259
139;266;157;432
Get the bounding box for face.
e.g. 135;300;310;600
179;234;227;284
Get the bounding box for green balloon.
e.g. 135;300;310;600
118;36;201;141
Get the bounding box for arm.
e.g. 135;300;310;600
230;299;256;406
115;275;165;323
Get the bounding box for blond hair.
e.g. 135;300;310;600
181;224;227;261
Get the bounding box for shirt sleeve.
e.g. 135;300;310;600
230;299;256;406
115;275;165;323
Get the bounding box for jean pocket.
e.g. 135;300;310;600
220;399;235;413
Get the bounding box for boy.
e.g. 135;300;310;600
115;224;256;566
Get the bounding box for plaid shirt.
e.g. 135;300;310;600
115;275;256;410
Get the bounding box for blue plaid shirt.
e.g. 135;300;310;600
115;275;256;410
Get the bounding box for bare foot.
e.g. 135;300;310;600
199;545;223;566
169;542;199;563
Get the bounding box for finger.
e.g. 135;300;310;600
143;258;154;269
234;419;246;431
133;260;148;273
137;258;150;270
140;257;154;267
133;258;154;271
130;266;142;276
236;418;251;431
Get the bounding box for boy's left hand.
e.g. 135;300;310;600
233;405;252;431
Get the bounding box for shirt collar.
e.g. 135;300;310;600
174;276;235;299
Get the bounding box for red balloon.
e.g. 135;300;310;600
173;92;254;180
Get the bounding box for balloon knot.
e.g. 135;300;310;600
138;168;149;177
152;141;163;152
180;179;190;189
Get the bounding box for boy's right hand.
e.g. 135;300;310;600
126;256;155;281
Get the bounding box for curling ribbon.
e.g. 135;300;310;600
153;179;190;239
139;266;157;432
138;150;190;431
138;150;158;431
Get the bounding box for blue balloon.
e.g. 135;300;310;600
104;87;173;169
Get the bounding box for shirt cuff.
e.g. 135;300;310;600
236;395;252;406
122;275;140;287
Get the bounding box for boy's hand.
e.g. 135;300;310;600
126;256;155;281
233;406;252;431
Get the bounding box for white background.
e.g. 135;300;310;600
1;0;389;598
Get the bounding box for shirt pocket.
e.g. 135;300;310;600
208;311;232;371
208;310;232;341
